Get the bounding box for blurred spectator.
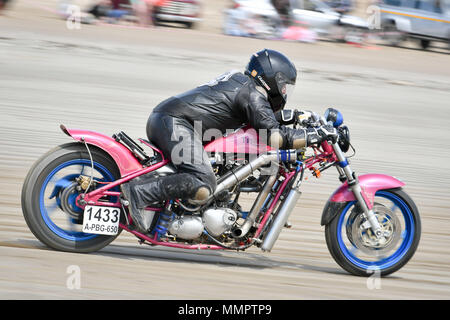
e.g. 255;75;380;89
88;0;114;19
60;0;157;25
271;0;293;26
0;0;11;13
110;0;127;9
433;0;443;13
58;0;127;23
130;0;150;26
131;0;167;27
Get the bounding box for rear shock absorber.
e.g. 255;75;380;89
154;203;173;240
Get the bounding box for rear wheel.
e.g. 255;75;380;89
325;188;421;276
21;143;122;253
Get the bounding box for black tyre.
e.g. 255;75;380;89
325;188;421;277
420;39;431;50
21;142;123;253
184;21;194;29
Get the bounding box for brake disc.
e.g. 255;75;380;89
347;203;402;256
59;182;84;222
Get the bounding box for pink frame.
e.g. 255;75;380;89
76;159;171;209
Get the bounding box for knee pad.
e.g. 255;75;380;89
193;186;211;201
188;185;212;205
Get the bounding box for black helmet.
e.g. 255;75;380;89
245;49;297;112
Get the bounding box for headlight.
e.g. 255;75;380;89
338;125;350;152
324;108;343;128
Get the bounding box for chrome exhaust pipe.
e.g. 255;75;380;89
213;150;297;198
260;187;302;252
213;153;277;197
192;150;297;206
260;162;304;252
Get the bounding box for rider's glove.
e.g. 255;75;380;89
317;124;338;143
306;124;338;146
295;110;320;126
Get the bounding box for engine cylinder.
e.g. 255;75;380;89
168;216;204;240
203;208;237;237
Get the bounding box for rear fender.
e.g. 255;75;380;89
60;125;143;177
320;174;405;226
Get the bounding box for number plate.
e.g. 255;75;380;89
82;205;120;236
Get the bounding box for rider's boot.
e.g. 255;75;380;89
121;173;213;232
121;181;153;233
120;173;161;232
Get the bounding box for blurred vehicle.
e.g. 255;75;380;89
153;0;201;28
291;0;368;36
379;0;450;49
58;0;133;24
223;0;369;40
57;0;201;28
323;0;354;14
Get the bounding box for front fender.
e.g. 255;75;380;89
60;125;143;177
320;174;405;226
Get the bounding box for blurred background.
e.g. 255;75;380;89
0;0;449;299
2;0;449;48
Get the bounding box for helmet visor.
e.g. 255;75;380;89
275;72;296;103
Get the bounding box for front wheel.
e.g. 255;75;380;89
325;188;421;276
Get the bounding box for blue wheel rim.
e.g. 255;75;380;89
337;190;415;271
39;159;115;241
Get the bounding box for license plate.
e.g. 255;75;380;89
82;205;120;235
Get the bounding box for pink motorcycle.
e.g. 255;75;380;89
21;109;421;276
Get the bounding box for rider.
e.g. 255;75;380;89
121;49;337;232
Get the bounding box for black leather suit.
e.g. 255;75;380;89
133;71;308;207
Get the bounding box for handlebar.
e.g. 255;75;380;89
279;107;343;128
277;108;351;153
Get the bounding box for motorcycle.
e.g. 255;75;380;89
21;108;421;276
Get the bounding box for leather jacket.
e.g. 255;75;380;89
151;71;306;149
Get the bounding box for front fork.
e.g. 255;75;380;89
331;142;383;237
317;114;383;236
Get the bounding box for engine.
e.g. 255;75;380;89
168;208;238;240
167;158;268;241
